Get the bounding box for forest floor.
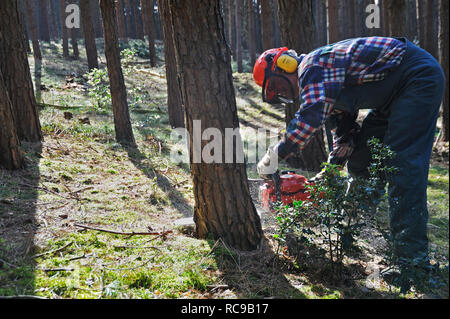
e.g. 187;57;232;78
0;40;448;299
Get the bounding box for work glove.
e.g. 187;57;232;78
257;146;279;180
307;166;339;183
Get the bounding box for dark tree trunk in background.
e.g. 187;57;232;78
38;0;51;41
228;0;236;59
80;0;99;70
167;0;263;251
24;0;42;61
326;0;339;43
142;0;157;67
278;0;327;172
133;0;145;40
157;0;184;128
116;0;128;42
91;0;103;38
387;0;407;37
49;0;60;39
0;0;42;142
248;0;256;66
424;0;436;57
260;0;274;50
236;0;243;72
70;26;79;59
416;0;425;47
0;71;24;170
125;0;136;39
59;0;69;58
99;0;136;145
272;0;280;47
438;0;448;142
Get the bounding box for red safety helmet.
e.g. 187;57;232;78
253;48;301;105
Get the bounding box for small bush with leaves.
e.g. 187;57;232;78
85;68;112;111
274;138;397;278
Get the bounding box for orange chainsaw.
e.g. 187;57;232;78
258;170;315;212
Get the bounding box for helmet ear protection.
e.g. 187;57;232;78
255;49;300;105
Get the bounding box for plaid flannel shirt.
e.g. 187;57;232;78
276;37;406;165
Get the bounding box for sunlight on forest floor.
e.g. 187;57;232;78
0;40;448;299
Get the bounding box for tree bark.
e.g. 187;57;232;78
99;0;136;145
38;0;51;41
157;0;184;128
80;0;99;70
116;0;128;42
133;0;145;40
228;0;236;59
24;0;42;61
235;0;243;72
416;0;425;47
59;0;69;58
326;0;339;44
248;0;256;67
142;0;157;67
278;0;327;172
424;0;436;57
0;0;42;142
260;0;274;50
387;0;407;37
0;70;24;170
125;0;136;39
438;0;448;142
167;0;263;251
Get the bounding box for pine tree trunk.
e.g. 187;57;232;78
99;0;136;145
236;0;243;72
38;0;51;41
278;0;327;172
228;0;236;59
125;0;136;39
424;0;436;57
142;0;157;67
167;0;263;251
70;27;79;59
0;70;23;170
416;0;425;47
80;0;99;70
260;0;274;50
387;0;407;37
91;0;103;38
157;0;184;128
133;0;145;40
0;0;42;142
59;0;69;58
438;0;449;142
24;0;42;61
116;0;128;42
326;0;339;44
248;0;256;66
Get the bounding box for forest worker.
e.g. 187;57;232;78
253;37;445;292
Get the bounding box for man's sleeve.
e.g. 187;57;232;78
276;65;345;160
327;112;360;166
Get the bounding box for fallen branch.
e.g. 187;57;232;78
136;69;166;78
74;223;172;238
0;295;47;300
41;268;75;272
32;241;73;258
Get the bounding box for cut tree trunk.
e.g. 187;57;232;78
99;0;136;145
24;0;42;61
167;0;263;251
157;0;184;128
142;0;157;67
80;0;99;70
278;0;327;172
438;0;448;142
0;70;24;170
0;0;42;142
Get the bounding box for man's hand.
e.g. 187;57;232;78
307;166;340;183
257;146;279;180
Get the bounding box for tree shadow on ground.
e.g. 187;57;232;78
208;236;308;299
0;143;41;296
124;145;193;218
